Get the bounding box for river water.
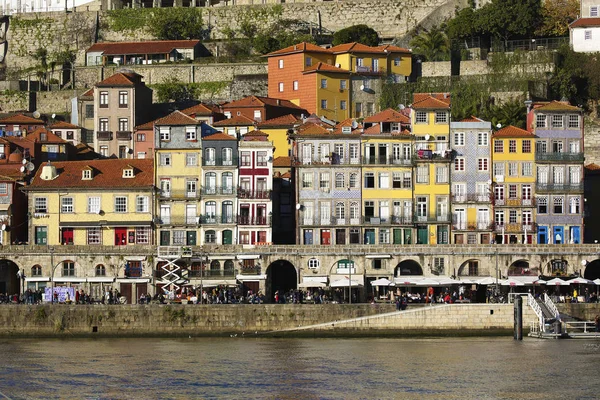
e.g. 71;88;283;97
0;337;598;399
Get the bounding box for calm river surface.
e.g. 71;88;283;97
0;337;598;399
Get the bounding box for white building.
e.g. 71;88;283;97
570;18;600;52
1;0;98;14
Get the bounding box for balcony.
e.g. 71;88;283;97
116;131;132;140
96;131;112;141
293;156;361;166
536;183;583;193
199;214;237;224
158;190;201;200
363;215;413;225
452;194;491;203
453;222;493;231
362;156;412;166
155;216;199;225
200;186;237;196
355;65;386;75
188;269;235;278
535;152;584;163
202;157;239;167
412;149;453;163
494;223;536;232
494;198;535;207
237;215;270;226
413;214;451;223
238;189;271;199
300;216;360;226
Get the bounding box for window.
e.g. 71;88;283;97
319;172;330;190
87;228;101;245
552;114;563;128
454;132;465;146
118;91;128;107
377;172;389;189
159;153;171;166
537;141;547;154
554;197;564;214
585;30;592;40
508;184;517;199
367;102;374;115
62;261;75;277
522;140;531;153
0;183;7;195
186;127;197;141
534;197;547;215
85;104;94;118
509;210;517;224
136;196;149;213
416;165;428;183
340;80;347;90
293;81;298;91
99;118;109;132
435;112;447;123
278;82;284;92
99;91;108;108
592;6;599;16
61;197;74;213
415;111;427;123
536;114;546;128
478;158;489;171
493;163;505;177
364;172;375;188
241;151;251;166
335;173;345;188
340;100;347;110
118;118;128;132
320;79;327;89
508;163;518;176
100;146;109;157
186;153;198;166
31;265;42;276
88;197;100;214
477;132;489;146
568;114;579;128
136;133;146;142
159;127;170;141
115;196;127;213
66;131;74;140
394;57;400;66
569;197;580;214
257;151;267;166
35;197;47;213
335;202;345;219
570;166;581;184
522;162;533;176
393;172;402;189
494;140;503;153
308;258;320;269
349;173;358;188
436;166;448;183
379;229;390;244
321;99;327;109
356;57;364;67
403;172;412;188
136;227;150;244
173;231;185;245
509;140;517;153
205;230;216;244
454;157;465;171
302;173;313;189
278;59;284;68
305;57;312;67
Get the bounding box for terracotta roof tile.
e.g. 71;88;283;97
295;122;331;135
212;115;256;126
0;113;44;125
48;121;81;129
493;125;535;138
26;128;68;143
87;40;201;56
257;114;300;128
181;102;222;116
570;17;600;28
0;164;25;180
411;94;451;109
281;172;292;179
459;116;484;122
303;62;351;74
413;93;451;103
533;100;581;112
28;159;154;189
80;88;94;98
372;44;411;53
154;110;201;126
363;108;410;123
265;42;332;57
273;156;291;167
329;42;375;54
585;163;600;171
202;132;237;141
95;72;141;87
135;120;155;130
223;95;304;110
333;118;361;134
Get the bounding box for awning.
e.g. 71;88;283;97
208;255;236;260
87;277;115;283
124;256;146;262
302;276;328;284
393;276;422;285
329;275;364;287
236;274;266;281
53;277;86;283
298;281;327;289
25;276;50;282
365;254;392;259
236;255;261;260
116;278;150;283
0;203;10;211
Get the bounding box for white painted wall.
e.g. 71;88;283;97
571;26;600;53
1;0;95;14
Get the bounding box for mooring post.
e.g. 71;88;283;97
514;296;523;340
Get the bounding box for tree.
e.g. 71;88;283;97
332;24;380;46
409;27;450;61
486;99;527;129
446;7;481;40
477;0;541;42
155;78;200;103
149;8;203;40
535;0;579;37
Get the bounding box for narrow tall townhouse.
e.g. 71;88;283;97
491;126;536;244
410;94;452;245
154;111;204;247
450;116;493;245
529;101;584;244
361;109;413;245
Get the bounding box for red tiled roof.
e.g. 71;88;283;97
281;172;292;179
95;72;141;87
26;128;67;143
493;125;535;138
212;115;256;126
459;116;484;122
333;118;362;134
570;17;600;28
48;121;81;130
585;163;600;171
411;95;451;109
303;62;351;74
223;95;304;110
244;129;268;137
0;113;44;125
295;122;331;135
533;100;581;112
372;44;411;54
4;137;35;155
80;88;94;98
273;156;291;167
135;120;155;130
363;108;410;124
154;110;200;126
202;132;237;141
265;42;332;57
413;93;451;104
87;40;201;55
257;114;300;128
28;159;154;189
329;42;376;54
181;102;222;116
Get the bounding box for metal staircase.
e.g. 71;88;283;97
156;246;192;294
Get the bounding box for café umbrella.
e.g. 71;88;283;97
545;278;570;286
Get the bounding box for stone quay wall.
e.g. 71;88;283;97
0;303;536;337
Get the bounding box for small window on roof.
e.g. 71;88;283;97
82;169;92;180
123;166;134;178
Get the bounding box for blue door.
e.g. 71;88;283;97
304;229;313;245
553;226;564;244
537;226;547;244
364;229;375;245
571;226;581;244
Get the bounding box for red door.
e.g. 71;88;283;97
115;227;127;246
61;228;74;245
321;229;331;245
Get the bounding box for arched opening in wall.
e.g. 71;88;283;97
210;260;221;278
584;260;600;280
0;259;20;296
544;259;568;277
224;260;235;276
457;260;480;276
394;260;423;277
266;260;297;303
508;260;538;276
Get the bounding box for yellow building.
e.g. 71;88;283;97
27;159;155;247
361;109;414;245
257;114;301;158
305;63;352;122
491;125;536;244
410;94;452;245
330;43;412;78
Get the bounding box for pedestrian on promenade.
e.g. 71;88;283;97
595;315;599;333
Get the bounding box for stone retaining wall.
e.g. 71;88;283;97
557;303;600;321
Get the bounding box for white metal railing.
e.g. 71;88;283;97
564;321;597;333
508;293;529;304
543;293;560;319
527;293;545;332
